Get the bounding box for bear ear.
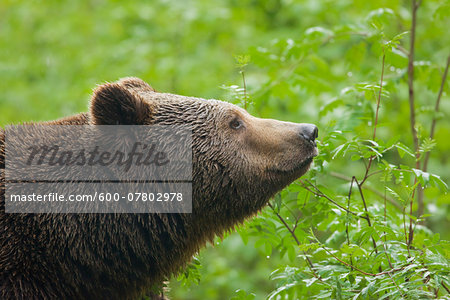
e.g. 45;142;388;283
90;83;153;125
118;77;156;93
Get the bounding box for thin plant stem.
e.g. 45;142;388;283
387;272;406;298
422;55;450;173
360;52;386;186
300;180;369;221
407;0;420;160
408;183;418;248
329;171;402;210
241;70;248;110
346;177;355;270
417;55;450;219
407;0;421;246
442;282;450;294
372;53;385;141
354;177;379;257
267;203;321;280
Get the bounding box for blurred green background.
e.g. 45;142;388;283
1;0;449;299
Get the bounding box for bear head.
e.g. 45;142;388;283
89;77;318;230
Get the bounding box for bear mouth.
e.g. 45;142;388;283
266;145;318;176
291;156;314;173
267;153;316;176
289;146;318;173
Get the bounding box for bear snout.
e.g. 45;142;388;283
298;124;318;144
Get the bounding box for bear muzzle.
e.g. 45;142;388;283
298;124;319;147
297;123;319;160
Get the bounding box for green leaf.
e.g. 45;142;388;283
231;289;256;300
319;98;344;117
335;276;342;300
432;233;440;244
365;8;395;30
351;154;361;161
234;54;251;68
304;26;334;42
287;245;297;262
395;143;415;158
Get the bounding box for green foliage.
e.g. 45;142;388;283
225;1;450;298
176;257;202;287
1;0;449;299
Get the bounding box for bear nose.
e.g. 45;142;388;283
299;124;318;142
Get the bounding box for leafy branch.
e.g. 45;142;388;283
226;1;449;298
267;202;322;280
299;180;369;222
310;229;415;277
235;55;251;110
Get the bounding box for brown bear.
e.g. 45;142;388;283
0;77;318;299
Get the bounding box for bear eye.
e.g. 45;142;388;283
229;118;243;130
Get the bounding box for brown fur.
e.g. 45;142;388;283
0;77;317;299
